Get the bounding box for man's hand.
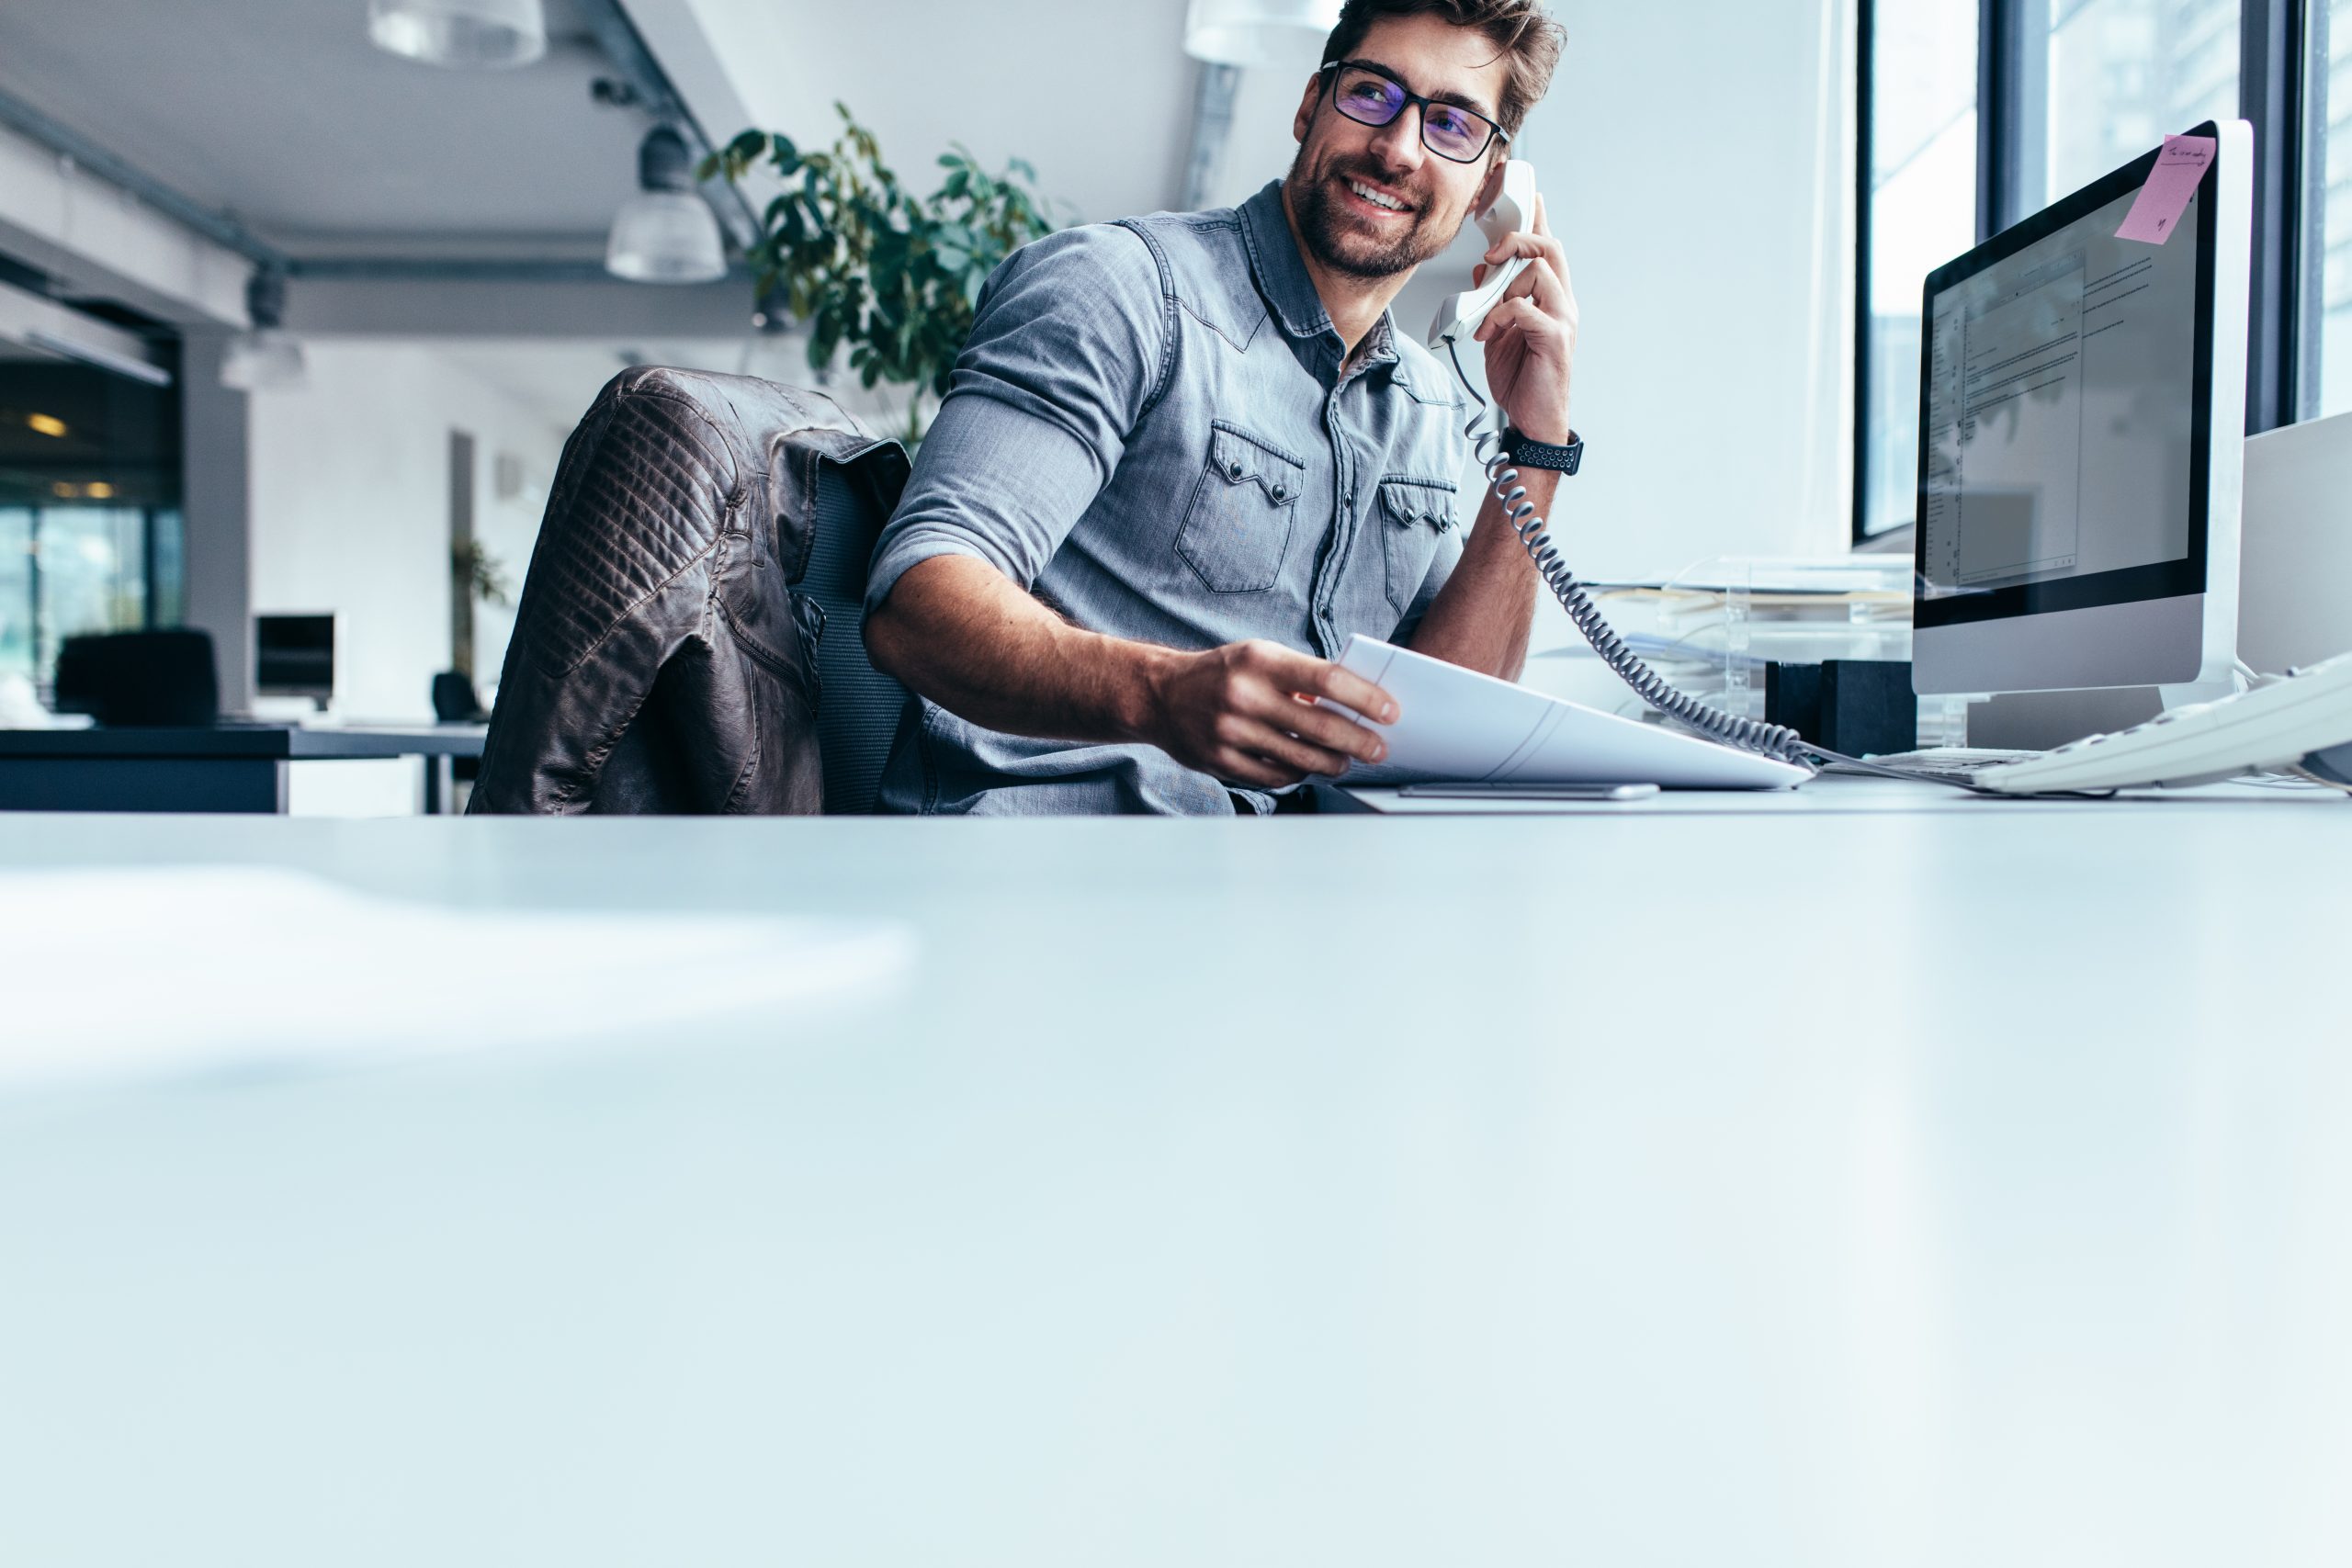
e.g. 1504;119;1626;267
866;558;1402;791
1145;639;1398;789
1404;194;1571;683
1470;192;1578;444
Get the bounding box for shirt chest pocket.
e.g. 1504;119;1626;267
1177;423;1306;594
1378;476;1459;614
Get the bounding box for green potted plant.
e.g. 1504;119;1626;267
705;105;1070;445
448;534;514;689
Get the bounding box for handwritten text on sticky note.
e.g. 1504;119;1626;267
2115;134;2216;244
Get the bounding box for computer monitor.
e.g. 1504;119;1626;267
1913;118;2250;698
254;613;335;706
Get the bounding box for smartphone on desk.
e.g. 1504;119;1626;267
1396;782;1660;801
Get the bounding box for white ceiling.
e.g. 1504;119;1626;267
0;0;1379;317
0;0;649;257
0;0;1400;369
0;0;1278;262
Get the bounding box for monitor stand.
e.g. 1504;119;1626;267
1962;671;2243;750
1965;686;2163;750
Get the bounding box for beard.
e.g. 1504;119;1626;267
1283;145;1461;280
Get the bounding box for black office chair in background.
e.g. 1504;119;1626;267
469;367;912;816
51;629;220;728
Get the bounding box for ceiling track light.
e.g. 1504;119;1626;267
368;0;548;69
220;268;307;393
605;125;728;286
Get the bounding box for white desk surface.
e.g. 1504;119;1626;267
5;782;2351;1567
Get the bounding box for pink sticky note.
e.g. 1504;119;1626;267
2115;134;2217;243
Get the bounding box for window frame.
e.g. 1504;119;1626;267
1853;0;2311;545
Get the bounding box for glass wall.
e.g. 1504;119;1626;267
2041;0;2240;209
1863;0;1981;537
0;349;184;694
1860;0;2262;541
2310;2;2352;416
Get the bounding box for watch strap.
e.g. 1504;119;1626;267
1504;427;1583;475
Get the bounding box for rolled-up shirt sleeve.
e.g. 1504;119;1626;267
865;223;1170;615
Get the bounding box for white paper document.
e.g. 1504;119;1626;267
1328;636;1809;790
0;866;916;1092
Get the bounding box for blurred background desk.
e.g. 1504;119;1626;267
3;790;2349;1567
0;724;487;814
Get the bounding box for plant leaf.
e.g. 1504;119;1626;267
722;106;1066;400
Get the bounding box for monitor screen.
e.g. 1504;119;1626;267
254;613;334;697
1915;132;2219;629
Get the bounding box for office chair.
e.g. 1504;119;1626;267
51;629;220;728
470;367;911;815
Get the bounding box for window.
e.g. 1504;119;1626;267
1855;0;2347;543
1860;0;1981;538
2311;1;2352;415
2039;0;2240;211
0;349;185;694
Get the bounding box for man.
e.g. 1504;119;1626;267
863;0;1575;814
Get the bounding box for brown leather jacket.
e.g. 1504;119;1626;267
469;367;909;815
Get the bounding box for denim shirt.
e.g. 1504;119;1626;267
865;179;1469;815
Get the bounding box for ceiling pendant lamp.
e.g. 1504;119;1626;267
605;126;728;286
220;270;306;393
1182;0;1341;68
368;0;548;70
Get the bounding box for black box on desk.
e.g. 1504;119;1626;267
1764;660;1915;755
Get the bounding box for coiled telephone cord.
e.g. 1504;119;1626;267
1444;341;1981;790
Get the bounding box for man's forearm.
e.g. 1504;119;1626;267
1405;468;1552;682
865;554;1399;790
864;554;1174;744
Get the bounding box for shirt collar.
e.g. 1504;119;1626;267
1238;179;1401;373
1238;179;1337;343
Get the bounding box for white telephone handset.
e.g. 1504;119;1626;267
1427;158;1540;349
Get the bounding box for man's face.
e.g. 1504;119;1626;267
1284;14;1512;281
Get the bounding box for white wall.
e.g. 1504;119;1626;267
1196;0;1857;589
1521;0;1854;579
246;342;572;723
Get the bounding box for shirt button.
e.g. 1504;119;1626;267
1227;460;1246;479
1270;484;1287;502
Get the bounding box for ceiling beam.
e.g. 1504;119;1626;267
0;85;281;268
287;257;747;284
0;116;248;325
285;273;757;337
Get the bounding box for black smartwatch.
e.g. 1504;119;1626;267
1503;427;1583;476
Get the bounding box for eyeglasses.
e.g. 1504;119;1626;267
1317;61;1507;164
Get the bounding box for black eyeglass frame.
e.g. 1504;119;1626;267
1316;59;1510;164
